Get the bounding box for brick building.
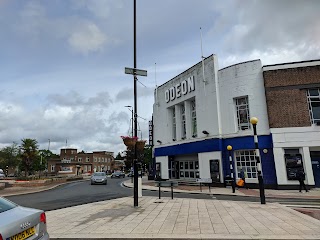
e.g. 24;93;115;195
263;60;320;188
48;149;115;175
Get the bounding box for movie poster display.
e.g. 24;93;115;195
285;153;303;180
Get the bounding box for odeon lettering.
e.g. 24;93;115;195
165;76;195;103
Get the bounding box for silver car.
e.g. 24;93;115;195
111;171;125;178
90;172;107;185
0;169;5;179
0;197;49;240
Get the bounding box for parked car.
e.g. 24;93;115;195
111;171;125;178
91;172;107;185
0;197;49;240
127;172;134;177
0;169;5;179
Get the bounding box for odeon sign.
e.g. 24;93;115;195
165;76;195;103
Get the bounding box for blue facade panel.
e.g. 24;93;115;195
154;135;273;156
154;134;277;186
154;138;222;156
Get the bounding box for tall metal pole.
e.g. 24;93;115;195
133;0;138;207
250;117;266;204
131;109;134;138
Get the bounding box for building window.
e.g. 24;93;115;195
307;89;320;125
181;104;186;139
78;158;82;162
88;165;91;172
235;150;257;179
172;108;176;140
191;100;197;137
94;158;97;162
98;158;101;162
51;165;55;172
235;96;250;130
86;157;90;162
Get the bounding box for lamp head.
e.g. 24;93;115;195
227;145;232;151
250;117;258;125
157;140;162;144
202;130;209;135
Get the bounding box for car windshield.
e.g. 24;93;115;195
93;172;106;176
114;171;122;174
0;197;17;213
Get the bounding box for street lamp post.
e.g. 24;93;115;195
125;0;147;207
133;0;139;207
227;145;235;193
250;117;266;204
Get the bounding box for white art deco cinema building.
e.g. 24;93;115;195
152;55;320;189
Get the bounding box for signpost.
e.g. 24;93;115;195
196;178;212;183
196;178;212;192
124;65;147;207
125;67;147;77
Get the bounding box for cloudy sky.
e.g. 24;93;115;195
0;0;319;155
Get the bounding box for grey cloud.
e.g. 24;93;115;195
70;0;124;19
115;86;154;102
0;91;124;155
211;0;320;59
87;92;113;107
47;91;112;108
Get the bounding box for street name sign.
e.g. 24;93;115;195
125;67;147;77
196;178;212;183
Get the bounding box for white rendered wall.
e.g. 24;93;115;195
218;60;270;137
155;156;169;180
271;126;320;185
198;151;222;182
153;55;219;147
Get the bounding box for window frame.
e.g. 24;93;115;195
191;99;197;137
307;88;320;125
181;104;186;139
235;96;251;131
235;150;258;179
172;107;177;140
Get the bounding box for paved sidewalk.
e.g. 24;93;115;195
47;196;320;239
2;177;320;239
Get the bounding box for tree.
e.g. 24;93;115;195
20;138;39;177
0;142;20;170
142;146;152;173
115;152;124;160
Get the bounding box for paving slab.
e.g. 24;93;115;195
46;196;320;240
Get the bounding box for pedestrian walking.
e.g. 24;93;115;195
297;169;308;192
239;168;248;189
